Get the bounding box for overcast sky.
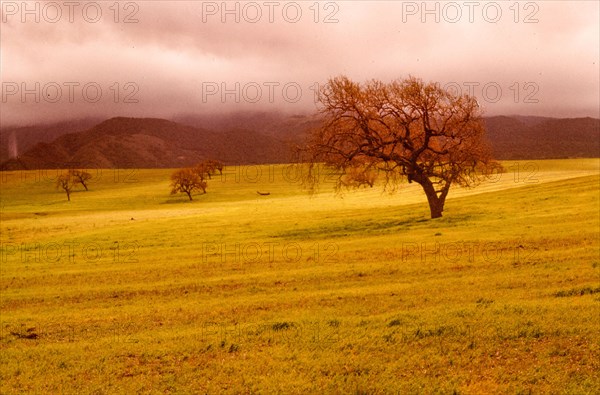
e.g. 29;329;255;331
1;0;598;126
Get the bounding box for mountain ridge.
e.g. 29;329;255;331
1;114;598;170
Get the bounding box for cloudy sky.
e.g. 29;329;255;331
1;0;598;126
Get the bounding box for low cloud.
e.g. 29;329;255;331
1;0;598;126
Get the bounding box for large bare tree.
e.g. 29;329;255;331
301;76;500;219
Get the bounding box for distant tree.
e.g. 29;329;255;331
69;169;92;191
205;159;224;175
341;165;378;188
193;163;211;181
170;168;207;201
300;75;500;219
56;173;73;201
194;159;224;180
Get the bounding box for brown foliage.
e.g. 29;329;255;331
300;75;500;218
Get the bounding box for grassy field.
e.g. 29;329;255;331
1;159;599;394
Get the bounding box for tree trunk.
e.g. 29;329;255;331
414;175;446;219
186;191;193;201
424;190;444;219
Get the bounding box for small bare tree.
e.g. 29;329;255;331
170;168;207;201
56;173;73;201
69;169;92;191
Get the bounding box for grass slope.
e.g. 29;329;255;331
0;159;599;394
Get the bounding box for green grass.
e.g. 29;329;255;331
1;159;599;394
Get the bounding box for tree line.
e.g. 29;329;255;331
54;159;224;202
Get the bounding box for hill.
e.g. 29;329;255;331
0;114;598;169
0;117;293;170
484;116;600;159
0;118;101;163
